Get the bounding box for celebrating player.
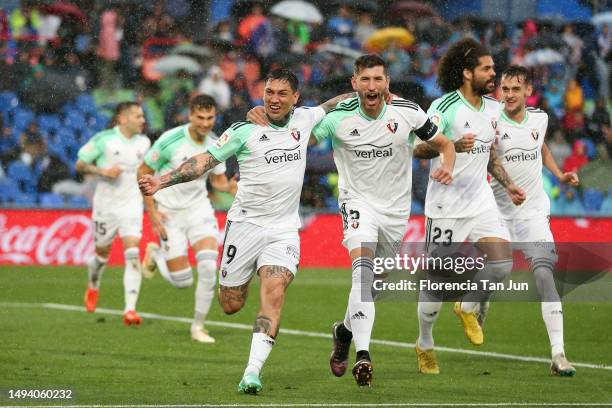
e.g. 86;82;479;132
76;102;150;325
311;54;455;387
137;94;237;343
490;65;577;376
138;69;350;394
413;39;525;374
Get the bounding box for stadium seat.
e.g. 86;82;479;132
15;192;38;207
67;195;90;208
39;192;66;208
75;94;97;114
411;199;425;215
38;114;62;133
581;138;596;160
64;111;88;132
12;107;35;130
7;160;38;194
0;177;21;203
0;91;19;113
583;188;604;212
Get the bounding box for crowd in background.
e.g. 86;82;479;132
0;0;610;215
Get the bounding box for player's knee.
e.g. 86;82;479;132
196;251;218;292
168;267;194;288
220;298;244;315
486;259;513;282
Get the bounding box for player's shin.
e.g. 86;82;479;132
461;259;513;312
417;290;442;350
245;316;276;376
123;247;142;312
87;255;108;289
194;250;218;328
347;257;375;359
533;260;565;357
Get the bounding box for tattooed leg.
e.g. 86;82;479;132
219;281;250;314
257;265;294;338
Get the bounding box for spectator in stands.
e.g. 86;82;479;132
142;0;176;39
215;20;234;42
540;98;561;134
544;82;565;117
563;140;589;174
564;78;584;112
327;5;355;48
31;135;71;192
9;3;40;39
354;12;376;48
0;115;12;155
485;21;510;74
587;98;611;143
561;24;583;77
551;187;585;215
412;159;430;209
548;129;572;167
97;8;120;90
198;65;231;112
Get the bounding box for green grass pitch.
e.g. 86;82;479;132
1;266;612;406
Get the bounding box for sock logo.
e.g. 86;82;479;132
351;311;367;320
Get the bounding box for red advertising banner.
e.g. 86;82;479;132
0;209;610;268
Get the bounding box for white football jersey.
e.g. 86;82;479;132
208;106;326;229
144;125;226;211
312;97;439;218
78;127;150;217
492;108;549;219
426;91;502;219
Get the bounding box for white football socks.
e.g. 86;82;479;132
245;333;275;376
87;255;108;290
347;257;375;353
123;247;141;312
193;250;217;328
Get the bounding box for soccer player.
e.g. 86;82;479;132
413;38;525;374
76;102;150;325
311;54;456;387
137;94;237;343
492;65;578;376
138;69;350;394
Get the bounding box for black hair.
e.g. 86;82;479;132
189;94;218;111
354;54;387;75
437;38;491;93
265;68;299;92
502;65;532;85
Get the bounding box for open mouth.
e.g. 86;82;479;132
365;93;379;105
269;105;281;115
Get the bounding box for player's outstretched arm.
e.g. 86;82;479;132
414;133;475;158
75;160;121;179
426;134;455;184
487;145;526;205
137;162;168;240
542;143;579;186
318;92;355;113
138;152;220;196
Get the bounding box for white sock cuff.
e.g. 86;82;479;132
253;332;276;346
196;249;218;263
95;255;109;264
169;267;194;288
124;247;139;260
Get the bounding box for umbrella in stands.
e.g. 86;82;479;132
318;43;363;59
365;27;415;51
390;1;437;17
40;1;86;24
153;55;202;75
270;0;323;24
592;11;612;27
523;48;565;66
170;44;212;59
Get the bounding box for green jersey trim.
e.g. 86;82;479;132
457;89;486;113
501;110;529;126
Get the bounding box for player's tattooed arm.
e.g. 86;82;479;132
488;145;527;205
318;92;356;113
75;160;121;178
413;142;441;159
160;153;220;188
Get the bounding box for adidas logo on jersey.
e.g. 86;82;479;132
501;133;511;140
350;129;360;136
464;122;471;129
259;134;269;142
351;311;367;320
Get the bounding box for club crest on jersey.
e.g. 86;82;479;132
531;129;539;141
491;119;498;130
386;119;398;134
290;128;301;141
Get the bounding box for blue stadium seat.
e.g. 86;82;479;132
14;192;38;207
411;199;424;215
75;94;97;114
12;107;35;130
0;177;21;203
39;192;65;208
89;112;110;131
7;160;38;194
67;195;90;208
0;91;19;113
325;197;339;211
581;138;596;160
38;114;62;133
64;111;88;132
583;188;604;212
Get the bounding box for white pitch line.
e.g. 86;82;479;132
2;301;612;372
3;403;612;408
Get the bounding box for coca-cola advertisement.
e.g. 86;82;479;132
0;210;611;267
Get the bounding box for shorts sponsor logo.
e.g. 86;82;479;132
353;143;393;159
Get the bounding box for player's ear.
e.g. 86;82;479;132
463;68;473;82
351;74;358;91
292;91;300;104
525;84;533;97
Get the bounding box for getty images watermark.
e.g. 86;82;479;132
360;242;612;302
